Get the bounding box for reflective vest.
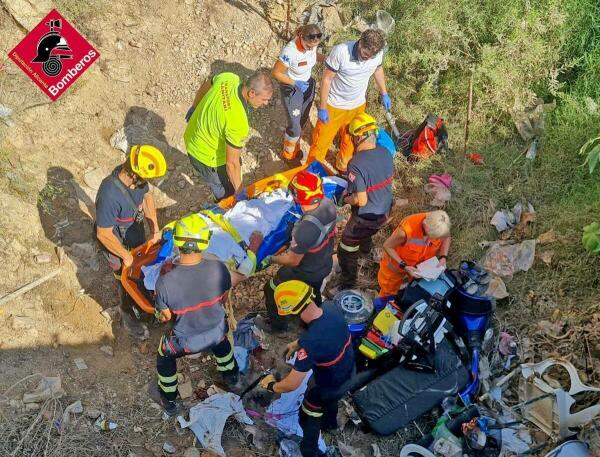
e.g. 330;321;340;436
381;213;443;274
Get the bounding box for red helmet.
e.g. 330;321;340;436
289;170;324;205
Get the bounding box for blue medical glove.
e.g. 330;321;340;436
318;108;330;124
380;93;392;111
235;189;248;202
185;106;195;122
294;80;310;93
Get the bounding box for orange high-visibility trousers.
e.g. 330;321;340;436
307;103;365;171
378;264;409;298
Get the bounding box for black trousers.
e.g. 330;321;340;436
98;220;146;318
299;376;353;457
189;154;235;201
264;266;324;331
337;214;388;290
280;78;315;139
157;333;237;402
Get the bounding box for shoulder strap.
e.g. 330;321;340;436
301;214;335;248
110;175;142;215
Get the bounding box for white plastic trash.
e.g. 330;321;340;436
375;10;395;35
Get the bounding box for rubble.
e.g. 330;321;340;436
22;376;64;403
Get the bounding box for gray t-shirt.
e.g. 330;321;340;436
155;259;231;344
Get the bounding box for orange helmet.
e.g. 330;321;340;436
289;170;324;205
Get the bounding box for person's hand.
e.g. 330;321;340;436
295;80;310;93
185;106;195;122
122;252;134;268
235;189;248;202
283;340;299;360
259;374;277;392
380;93;392;111
438;257;447;268
318;108;330;124
405;266;422;278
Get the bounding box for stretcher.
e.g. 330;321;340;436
121;161;336;314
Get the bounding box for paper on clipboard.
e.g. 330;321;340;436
416;257;445;281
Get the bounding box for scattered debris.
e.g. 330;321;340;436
61;400;83;429
536;229;559;245
511;99;554;142
22;376;64;403
519;359;600;438
100;345;114;357
424;174;452;207
100;306;120;323
466;152;484;165
538;250;555;265
95;417;118;431
483;239;536;278
0;104;16;127
490;201;535;234
163;441;177;454
73;358;88;370
178;393;253;457
33;252;52;264
178;379;194;399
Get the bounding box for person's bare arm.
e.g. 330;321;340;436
142;192;160;243
373;66;388;96
383;229;407;267
319;68;336;110
344;191;368;207
192;78;212;107
273;369;307;393
225;145;242;193
96;226;133;266
438;236;451;267
271;250;304;267
272;60;294;86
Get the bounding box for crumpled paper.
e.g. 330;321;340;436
424;174;453;207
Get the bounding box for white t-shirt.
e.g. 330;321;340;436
278;38;318;82
325;41;383;110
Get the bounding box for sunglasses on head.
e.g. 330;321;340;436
303;33;322;41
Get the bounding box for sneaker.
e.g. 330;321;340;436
121;311;149;341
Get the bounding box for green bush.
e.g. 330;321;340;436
342;0;600;309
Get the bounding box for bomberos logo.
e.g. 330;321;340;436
9;9;100;101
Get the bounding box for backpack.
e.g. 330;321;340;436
398;113;449;160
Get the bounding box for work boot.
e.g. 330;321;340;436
148;382;181;418
222;369;243;394
121;310;149;341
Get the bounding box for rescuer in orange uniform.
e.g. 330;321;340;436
377;210;452;298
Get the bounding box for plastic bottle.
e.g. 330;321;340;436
95;418;117;431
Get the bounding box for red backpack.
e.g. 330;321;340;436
399;113;448;160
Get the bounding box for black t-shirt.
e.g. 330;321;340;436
155;259;231;340
294;301;355;388
95;167;148;242
290;197;337;281
347;146;394;218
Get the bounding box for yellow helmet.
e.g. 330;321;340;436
129;144;167;179
348;113;379;137
274;280;315;316
173;214;212;253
